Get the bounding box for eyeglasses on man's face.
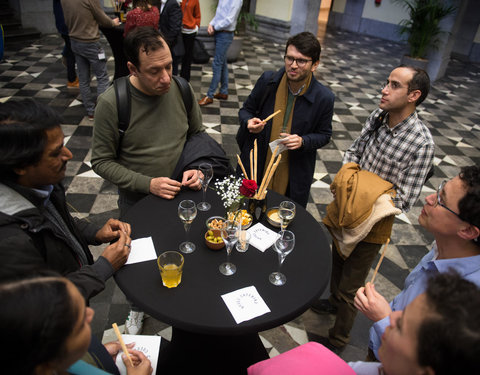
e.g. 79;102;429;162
284;55;312;68
381;80;407;91
435;180;461;219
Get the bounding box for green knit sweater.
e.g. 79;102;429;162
91;77;204;194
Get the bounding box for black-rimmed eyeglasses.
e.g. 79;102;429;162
435;180;461;218
284;55;312;67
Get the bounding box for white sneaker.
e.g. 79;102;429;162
125;310;144;335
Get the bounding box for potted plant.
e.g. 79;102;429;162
394;0;456;69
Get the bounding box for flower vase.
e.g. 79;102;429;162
248;197;267;223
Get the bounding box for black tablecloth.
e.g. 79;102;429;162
116;188;331;336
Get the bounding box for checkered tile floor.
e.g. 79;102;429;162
1;29;479;362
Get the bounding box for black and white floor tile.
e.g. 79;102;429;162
1;28;479;363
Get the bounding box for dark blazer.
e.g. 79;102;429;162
237;68;335;207
159;0;182;47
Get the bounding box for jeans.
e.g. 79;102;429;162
206;31;233;98
70;39;110;116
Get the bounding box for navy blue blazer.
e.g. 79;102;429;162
236;68;334;207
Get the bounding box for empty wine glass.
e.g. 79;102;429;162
197;163;214;211
178;199;197;254
269;230;295;286
219;220;239;276
278;201;296;231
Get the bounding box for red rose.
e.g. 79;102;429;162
239;179;257;198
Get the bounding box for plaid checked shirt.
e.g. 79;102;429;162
343;108;434;212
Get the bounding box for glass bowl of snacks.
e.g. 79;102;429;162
206;216;226;230
227;209;253;229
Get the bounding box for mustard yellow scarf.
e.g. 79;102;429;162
264;72;311;195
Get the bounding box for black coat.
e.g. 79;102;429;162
237;68;335;207
0;182;113;300
159;0;182;47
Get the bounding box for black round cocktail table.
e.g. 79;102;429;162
115;188;331;374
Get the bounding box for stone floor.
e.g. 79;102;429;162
1;28;479;364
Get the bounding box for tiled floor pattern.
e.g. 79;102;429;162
1;29;479;363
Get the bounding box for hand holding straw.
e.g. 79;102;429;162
236;154;248;179
112;323;134;367
263;109;282;123
370;238;390;284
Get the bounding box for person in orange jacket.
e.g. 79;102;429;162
180;0;201;81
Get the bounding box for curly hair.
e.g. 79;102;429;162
458;165;480;233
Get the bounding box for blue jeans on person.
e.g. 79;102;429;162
206;31;233;98
70;39;110;116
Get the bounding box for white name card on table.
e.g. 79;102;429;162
222;286;271;324
115;334;161;375
125;236;157;265
248;223;280;252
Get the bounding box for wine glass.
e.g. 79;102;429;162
278;201;296;231
178;199;197;254
219;220;239;276
269;230;295;286
197;163;214;211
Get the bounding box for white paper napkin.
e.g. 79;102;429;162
115;334;161;375
221;286;271;324
248;223;280;252
125;236;157;265
269;138;288;154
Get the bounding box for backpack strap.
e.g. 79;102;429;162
113;75;192;155
114;76;131;154
172;75;193;118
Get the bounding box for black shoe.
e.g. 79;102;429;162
311;299;338;315
312;335;343;354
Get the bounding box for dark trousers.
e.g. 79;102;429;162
61;34;77;83
328;240;382;347
180;32;196;81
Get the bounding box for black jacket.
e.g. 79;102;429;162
159;0;182;47
0;182;114;300
237;68;335;207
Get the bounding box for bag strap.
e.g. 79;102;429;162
114;76;131;154
172;75;193;118
113;75;192;154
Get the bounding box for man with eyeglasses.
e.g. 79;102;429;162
236;32;334;207
354;165;480;361
312;66;435;352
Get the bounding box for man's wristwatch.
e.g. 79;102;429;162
301;137;305;147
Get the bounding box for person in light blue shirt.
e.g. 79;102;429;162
198;0;243;106
354;165;480;360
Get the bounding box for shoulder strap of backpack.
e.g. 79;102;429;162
172;75;193;119
114;76;131;154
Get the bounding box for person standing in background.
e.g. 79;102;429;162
123;0;160;36
53;0;78;88
158;0;182;76
61;0;119;119
198;0;243;106
180;0;201;81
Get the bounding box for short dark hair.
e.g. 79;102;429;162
417;271;480;375
399;65;430;106
0;276;77;375
285;32;321;64
458;165;480;238
124;26;167;69
0;99;62;181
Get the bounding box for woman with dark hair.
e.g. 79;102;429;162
0;275;152;375
124;0;160;37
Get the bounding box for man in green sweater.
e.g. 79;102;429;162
92;27;204;217
91;27;204;334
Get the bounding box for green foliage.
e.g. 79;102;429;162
394;0;456;59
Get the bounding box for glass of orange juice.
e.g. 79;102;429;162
157;251;184;288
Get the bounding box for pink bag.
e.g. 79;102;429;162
247;342;356;375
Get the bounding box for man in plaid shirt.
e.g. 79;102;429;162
313;66;435;351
